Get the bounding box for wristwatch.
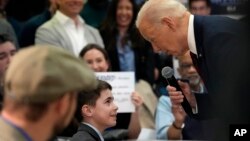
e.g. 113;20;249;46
172;122;185;130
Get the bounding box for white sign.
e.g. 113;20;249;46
96;72;135;113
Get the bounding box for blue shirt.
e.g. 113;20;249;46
155;96;174;139
155;93;206;140
116;35;135;72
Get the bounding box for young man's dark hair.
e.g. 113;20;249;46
75;79;112;122
0;34;13;44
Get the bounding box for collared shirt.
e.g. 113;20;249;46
55;10;87;56
82;122;104;141
116;35;135;71
191;82;206;94
155;96;175;139
156;82;206;139
0;116;33;141
188;15;205;114
191;83;206;114
187;14;197;55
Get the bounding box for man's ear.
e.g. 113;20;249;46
161;17;176;32
82;105;93;117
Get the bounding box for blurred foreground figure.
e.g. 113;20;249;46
0;45;97;141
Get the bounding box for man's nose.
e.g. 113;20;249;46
114;103;119;111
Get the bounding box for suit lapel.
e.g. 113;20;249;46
193;16;209;86
193;16;204;57
84;25;95;43
52;18;75;53
78;123;102;141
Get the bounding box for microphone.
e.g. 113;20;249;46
161;66;194;117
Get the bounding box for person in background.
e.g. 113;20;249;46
19;0;57;47
36;0;104;56
0;0;22;38
136;0;249;140
0;34;16;110
72;80;118;141
79;43;110;72
189;0;211;15
155;52;207;140
79;44;144;139
0;45;97;141
99;0;155;86
0;18;19;48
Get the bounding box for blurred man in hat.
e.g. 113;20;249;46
0;45;98;141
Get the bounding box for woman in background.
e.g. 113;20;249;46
99;0;155;86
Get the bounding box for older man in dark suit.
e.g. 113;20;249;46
136;0;250;140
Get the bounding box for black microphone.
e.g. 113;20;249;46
161;66;194;117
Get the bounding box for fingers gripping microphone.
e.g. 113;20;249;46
161;66;194;116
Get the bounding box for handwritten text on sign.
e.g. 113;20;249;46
96;72;135;113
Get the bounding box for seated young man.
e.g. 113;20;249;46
72;80;118;141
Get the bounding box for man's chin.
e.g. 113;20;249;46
108;121;117;128
189;77;200;86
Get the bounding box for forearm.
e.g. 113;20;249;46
128;111;141;139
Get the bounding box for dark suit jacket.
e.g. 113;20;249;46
192;15;250;140
71;123;102;141
19;9;52;47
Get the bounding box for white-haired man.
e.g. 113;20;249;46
136;0;249;140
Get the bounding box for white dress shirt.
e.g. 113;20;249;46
55;11;87;56
188;14;197;55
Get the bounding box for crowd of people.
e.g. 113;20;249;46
0;0;249;141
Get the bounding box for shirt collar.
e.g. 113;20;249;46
187;14;197;55
55;10;85;26
82;122;105;141
0;116;33;141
